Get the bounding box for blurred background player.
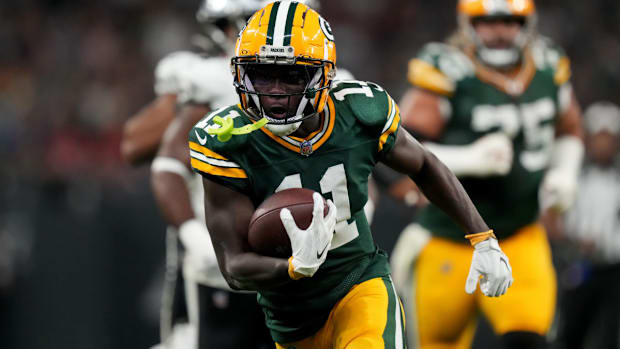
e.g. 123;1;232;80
121;1;274;348
390;0;584;348
551;101;620;349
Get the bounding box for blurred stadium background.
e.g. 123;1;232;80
0;0;618;348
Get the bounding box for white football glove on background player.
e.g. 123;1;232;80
465;237;513;297
425;132;513;178
539;136;584;212
179;218;223;285
281;193;337;279
539;168;578;212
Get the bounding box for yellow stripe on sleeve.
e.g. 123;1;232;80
554;56;571;85
408;58;455;96
190;158;248;179
189;141;229;160
378;100;401;152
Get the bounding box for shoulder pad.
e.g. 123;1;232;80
329;80;400;153
530;36;572;85
154;51;202;96
333;67;355;81
409;42;474;95
330;80;392;126
175;56;238;107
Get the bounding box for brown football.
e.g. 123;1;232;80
247;188;327;258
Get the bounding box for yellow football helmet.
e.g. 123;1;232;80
457;0;537;68
231;1;336;136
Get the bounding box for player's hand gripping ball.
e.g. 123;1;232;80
248;188;328;258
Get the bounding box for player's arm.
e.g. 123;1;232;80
382;128;488;234
384;88;446;203
150;104;227;279
201;178;292;291
121;94;177;165
389;87;513;205
406;88;514;177
151;103;207;227
382;128;513;297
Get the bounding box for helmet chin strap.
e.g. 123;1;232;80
477;47;520;68
265;122;302;136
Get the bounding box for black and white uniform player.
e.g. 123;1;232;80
149;1;273;348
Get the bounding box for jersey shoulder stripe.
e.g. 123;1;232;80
189;142;248;178
408;58;455;96
379;95;401;151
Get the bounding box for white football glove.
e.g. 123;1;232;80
425;132;513;178
465;238;513;297
539;168;578;213
281;193;337;279
468;132;514;176
539;136;584;213
179;219;222;284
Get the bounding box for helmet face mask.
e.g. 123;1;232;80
233;56;331;126
457;0;537;69
231;1;337;136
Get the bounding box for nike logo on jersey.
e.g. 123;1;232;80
195;130;208;145
316;243;329;259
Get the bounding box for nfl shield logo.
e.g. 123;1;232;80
300;140;313;156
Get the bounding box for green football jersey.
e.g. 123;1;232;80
188;80;400;343
408;37;573;241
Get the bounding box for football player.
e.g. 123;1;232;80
188;2;512;348
390;1;584;348
121;1;273;348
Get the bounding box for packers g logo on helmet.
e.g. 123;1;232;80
319;16;335;42
231;1;337;136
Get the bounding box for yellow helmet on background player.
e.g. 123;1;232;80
231;1;336;136
457;0;537;68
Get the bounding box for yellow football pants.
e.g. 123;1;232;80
412;223;556;349
276;277;407;349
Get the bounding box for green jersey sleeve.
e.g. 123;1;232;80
329;80;401;156
188;105;252;195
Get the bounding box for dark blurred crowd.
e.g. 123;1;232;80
0;1;618;349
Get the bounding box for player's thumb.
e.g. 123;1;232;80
311;193;326;219
280;208;299;237
465;266;480;294
325;200;337;230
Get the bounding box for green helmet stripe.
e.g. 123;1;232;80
283;2;298;46
265;1;281;45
